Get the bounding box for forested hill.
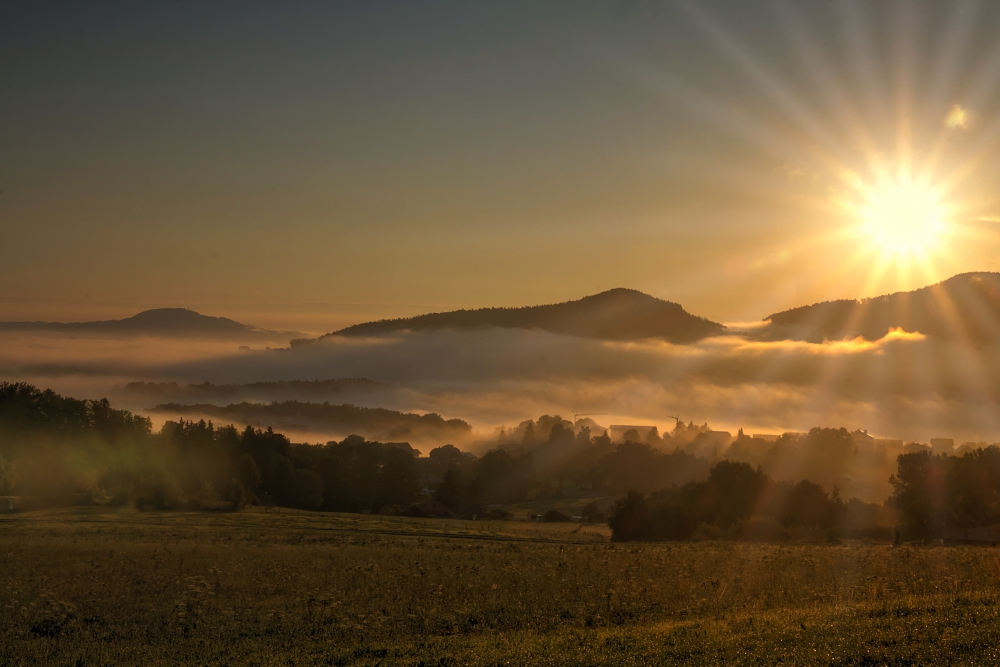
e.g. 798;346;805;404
151;400;472;444
314;289;725;344
119;378;387;404
0;308;300;339
759;272;1000;343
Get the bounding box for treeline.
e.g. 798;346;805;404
0;383;768;518
489;418;711;496
502;417;911;503
11;382;1000;544
606;460;890;542
0;383;575;514
0;382;151;444
151;400;472;445
0;380;697;516
890;448;1000;540
0;384;888;527
0;382;443;511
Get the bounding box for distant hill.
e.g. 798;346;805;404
759;272;1000;343
0;308;301;340
151;400;472;445
117;378;388;404
309;289;725;344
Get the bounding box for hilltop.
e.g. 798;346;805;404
0;308;301;340
308;288;725;344
759;272;1000;343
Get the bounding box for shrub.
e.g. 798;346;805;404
581;502;606;524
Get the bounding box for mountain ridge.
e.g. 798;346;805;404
308;288;726;344
759;271;1000;343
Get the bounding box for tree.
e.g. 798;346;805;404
0;455;15;495
948;446;1000;528
435;468;462;511
581;501;605;524
475;449;535;504
889;450;947;539
378;448;418;508
608;490;650;541
287;469;324;510
622;428;642;443
701;461;768;530
522;422;536;446
545;422;575;449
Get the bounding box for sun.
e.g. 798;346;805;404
858;179;948;256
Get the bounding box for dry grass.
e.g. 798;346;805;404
2;508;1000;665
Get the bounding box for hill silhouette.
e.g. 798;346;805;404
0;308;301;340
313;289;725;344
760;272;1000;343
116;378;389;404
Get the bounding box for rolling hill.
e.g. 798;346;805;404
0;308;301;340
309;288;725;344
759;272;1000;343
116;378;388;404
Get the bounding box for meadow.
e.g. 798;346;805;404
3;508;1000;666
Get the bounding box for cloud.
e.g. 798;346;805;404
945;104;969;129
2;326;1000;443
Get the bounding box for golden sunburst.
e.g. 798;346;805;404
857;177;949;257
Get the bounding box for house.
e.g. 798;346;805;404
543;508;573;523
851;429;875;447
930;438;955;454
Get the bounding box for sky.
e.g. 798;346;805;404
5;1;1000;333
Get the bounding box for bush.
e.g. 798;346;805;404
581;502;606;524
738;516;788;542
692;522;723;541
608;490;650;541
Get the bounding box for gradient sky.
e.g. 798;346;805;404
5;1;1000;333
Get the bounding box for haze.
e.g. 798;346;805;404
6;1;1000;332
6;2;1000;443
12;4;1000;663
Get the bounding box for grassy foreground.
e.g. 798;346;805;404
3;508;1000;665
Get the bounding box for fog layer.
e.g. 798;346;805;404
3;327;1000;443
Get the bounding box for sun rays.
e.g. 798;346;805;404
611;1;1000;452
640;2;1000;299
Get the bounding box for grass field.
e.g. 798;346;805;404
3;508;1000;665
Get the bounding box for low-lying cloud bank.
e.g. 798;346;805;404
2;327;1000;443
